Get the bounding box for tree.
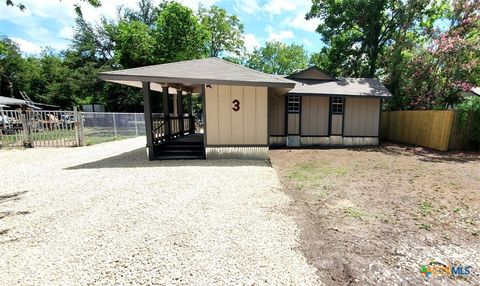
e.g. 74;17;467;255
306;0;439;77
114;20;156;68
0;36;23;98
309;47;338;75
246;41;308;75
402;0;479;109
198;5;245;57
154;2;209;63
122;0;158;26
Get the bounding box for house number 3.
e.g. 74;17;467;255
232;99;240;111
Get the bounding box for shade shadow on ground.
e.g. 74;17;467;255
345;142;480;163
0;191;28;204
65;148;269;170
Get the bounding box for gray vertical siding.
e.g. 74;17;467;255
301;96;329;136
331;114;343;135
268;91;285;135
287;113;300;135
343;97;380;137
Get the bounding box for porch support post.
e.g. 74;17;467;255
142;81;155;160
162;86;171;138
177;89;184;135
187;91;194;133
172;93;178;115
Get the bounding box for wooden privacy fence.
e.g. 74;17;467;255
381;110;477;151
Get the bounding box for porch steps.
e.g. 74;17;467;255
154;140;205;160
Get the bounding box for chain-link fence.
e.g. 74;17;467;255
82;112;145;145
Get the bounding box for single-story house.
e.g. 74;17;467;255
99;58;391;160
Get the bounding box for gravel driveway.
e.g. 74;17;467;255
0;137;319;285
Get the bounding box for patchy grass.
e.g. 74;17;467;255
419;201;435;216
344;207;367;219
271;144;480;285
85;135;133;146
287;162;348;190
419;223;432;231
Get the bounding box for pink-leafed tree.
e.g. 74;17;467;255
404;0;479;109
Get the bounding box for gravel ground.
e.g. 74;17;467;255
0;137;319;285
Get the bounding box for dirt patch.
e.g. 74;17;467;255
270;143;480;285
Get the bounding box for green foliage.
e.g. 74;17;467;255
456;96;480;148
114;20;156;67
399;0;480;110
287;162;347;190
0;36;23;98
246;41;308;75
344;207;367;219
198;5;245;57
154;2;209;63
307;0;478;111
122;0;158;26
307;0;393;77
419;201;435;216
0;1;219;111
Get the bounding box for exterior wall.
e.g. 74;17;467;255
301;96;329;136
206;146;269;160
343;97;381;137
270;136;378;146
268;95;381;148
331;114;343;135
205;85;268;146
268;91;285;135
270;136;287;146
287;114;300;135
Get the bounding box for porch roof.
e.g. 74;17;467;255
99;58;296;91
288;78;393;98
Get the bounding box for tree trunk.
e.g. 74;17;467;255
368;47;379;77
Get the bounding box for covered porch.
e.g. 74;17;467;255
101;70;206;160
99;58;295;160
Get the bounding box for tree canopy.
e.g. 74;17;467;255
246;41;308;75
0;0;478;112
199;5;245;57
307;0;479;110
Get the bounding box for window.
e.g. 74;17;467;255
288;95;300;113
331;97;344;114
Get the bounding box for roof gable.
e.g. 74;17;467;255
287;66;335;81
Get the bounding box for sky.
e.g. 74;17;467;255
0;0;325;56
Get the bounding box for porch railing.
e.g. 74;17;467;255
152;113;195;145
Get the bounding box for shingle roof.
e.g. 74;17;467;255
288;78;392;98
100;58;296;89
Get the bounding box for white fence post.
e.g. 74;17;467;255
74;107;80;147
112;113;117;137
80;111;85;146
134;113;138;136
